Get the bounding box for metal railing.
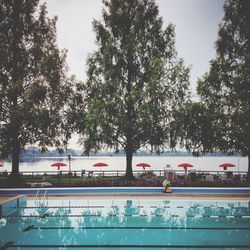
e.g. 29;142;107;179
0;169;248;187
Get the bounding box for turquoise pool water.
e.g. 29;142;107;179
0;198;250;249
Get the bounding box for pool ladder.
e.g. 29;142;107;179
35;190;48;207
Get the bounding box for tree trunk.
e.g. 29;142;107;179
10;135;20;178
123;58;135;180
125;150;134;179
247;152;250;183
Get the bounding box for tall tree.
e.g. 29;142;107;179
171;101;216;156
0;0;73;177
79;0;190;179
197;0;250;180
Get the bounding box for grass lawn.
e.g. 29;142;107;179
0;173;249;188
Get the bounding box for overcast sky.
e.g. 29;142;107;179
41;0;225;149
42;0;225;94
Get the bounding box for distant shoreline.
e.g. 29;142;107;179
15;147;242;159
5;154;245;162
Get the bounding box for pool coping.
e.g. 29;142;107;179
1;186;250;196
23;193;250;201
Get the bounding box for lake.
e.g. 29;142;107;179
1;156;248;173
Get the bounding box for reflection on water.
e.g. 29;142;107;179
1;199;250;248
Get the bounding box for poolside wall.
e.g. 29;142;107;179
1;187;250;195
0;196;27;217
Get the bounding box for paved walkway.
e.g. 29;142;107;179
1;193;250;204
26;193;250;200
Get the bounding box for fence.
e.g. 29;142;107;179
0;169;248;187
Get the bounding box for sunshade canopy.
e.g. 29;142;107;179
178;163;193;168
136;163;151;167
93;162;108;167
219;163;236;168
51;162;67;167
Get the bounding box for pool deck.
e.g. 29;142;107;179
0;187;250;204
0;193;250;203
36;193;250;200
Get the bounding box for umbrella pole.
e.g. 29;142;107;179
184;167;187;174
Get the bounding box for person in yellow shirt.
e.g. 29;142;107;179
162;179;172;193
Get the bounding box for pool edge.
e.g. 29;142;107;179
1;187;250;196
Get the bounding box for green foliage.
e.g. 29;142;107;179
0;0;74;175
172;102;213;156
192;0;250;178
197;0;250;155
77;0;190;177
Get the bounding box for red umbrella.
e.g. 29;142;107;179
93;162;108;167
219;163;236;170
136;162;151;170
136;163;151;168
93;162;108;172
178;163;193;173
51;162;67;171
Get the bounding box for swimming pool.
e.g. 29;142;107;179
1;198;250;249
